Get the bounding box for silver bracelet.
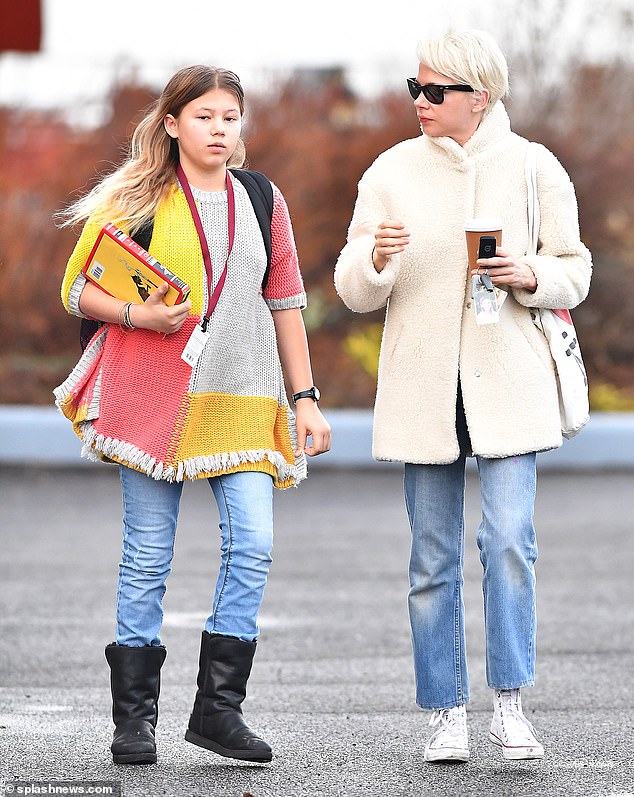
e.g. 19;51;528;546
123;302;136;330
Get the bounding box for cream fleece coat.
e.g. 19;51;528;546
334;103;592;463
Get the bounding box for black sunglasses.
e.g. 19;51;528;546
406;78;474;104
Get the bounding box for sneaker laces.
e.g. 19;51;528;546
496;690;538;741
429;707;466;744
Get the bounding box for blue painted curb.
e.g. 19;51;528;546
1;406;633;471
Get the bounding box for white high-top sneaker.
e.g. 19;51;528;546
490;689;544;760
424;705;469;762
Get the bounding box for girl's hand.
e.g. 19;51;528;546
372;219;410;273
130;282;192;334
474;247;537;292
294;402;331;457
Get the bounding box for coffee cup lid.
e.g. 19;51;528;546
464;218;503;232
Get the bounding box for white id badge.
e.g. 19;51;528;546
471;275;499;325
181;324;209;367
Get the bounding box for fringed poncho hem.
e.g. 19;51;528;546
70;418;307;488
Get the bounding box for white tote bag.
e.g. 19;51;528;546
525;142;589;439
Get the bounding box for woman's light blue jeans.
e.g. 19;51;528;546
404;453;537;709
115;466;274;647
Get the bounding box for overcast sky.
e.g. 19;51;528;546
0;0;631;123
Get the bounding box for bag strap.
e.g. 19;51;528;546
525;141;540;257
229;168;274;291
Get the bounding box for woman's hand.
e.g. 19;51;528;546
372;219;410;272
130;282;192;334
294;401;331;457
474;247;537;292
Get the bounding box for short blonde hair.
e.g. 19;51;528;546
416;29;509;114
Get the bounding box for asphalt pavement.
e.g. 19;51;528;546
1;464;633;797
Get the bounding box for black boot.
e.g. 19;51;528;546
185;632;272;762
105;643;167;765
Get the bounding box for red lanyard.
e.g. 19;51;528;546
176;163;235;331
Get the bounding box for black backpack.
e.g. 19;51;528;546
79;168;274;350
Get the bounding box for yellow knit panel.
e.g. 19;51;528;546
174;392;295;463
272;404;296;464
166;391;192;465
57;392;88;424
145;189;205;315
61;187;206;315
61;218;107;312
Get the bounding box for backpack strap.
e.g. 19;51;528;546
229;168;274;291
79;219;155;350
132;217;154;253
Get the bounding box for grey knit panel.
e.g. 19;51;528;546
188;181;302;403
266;293;307;311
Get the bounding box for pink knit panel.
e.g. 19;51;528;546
92;319;197;462
262;185;305;301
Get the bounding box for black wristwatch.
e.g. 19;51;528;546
292;386;321;404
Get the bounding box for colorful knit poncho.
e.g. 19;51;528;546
54;176;308;488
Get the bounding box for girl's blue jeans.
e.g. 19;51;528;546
115;466;274;647
404;453;538;709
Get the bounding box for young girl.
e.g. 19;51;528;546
55;65;331;766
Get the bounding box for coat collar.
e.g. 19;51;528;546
423;102;512;163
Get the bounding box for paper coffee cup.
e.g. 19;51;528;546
465;218;503;272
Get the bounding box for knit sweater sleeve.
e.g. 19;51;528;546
513;143;592;310
263;184;306;310
60;217;105;316
334;172;401;314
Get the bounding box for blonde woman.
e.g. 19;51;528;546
56;65;330;765
335;30;591;762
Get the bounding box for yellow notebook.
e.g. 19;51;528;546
82;222;190;305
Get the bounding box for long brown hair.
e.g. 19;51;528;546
60;66;246;231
